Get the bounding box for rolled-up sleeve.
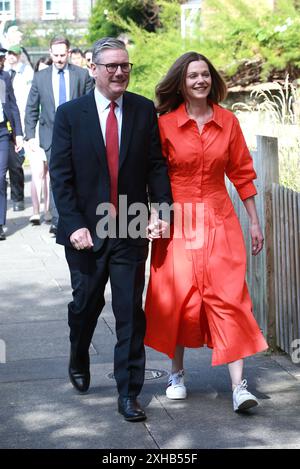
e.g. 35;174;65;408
225;116;257;201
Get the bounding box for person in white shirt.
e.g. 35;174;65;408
4;45;33;211
26;57;53;225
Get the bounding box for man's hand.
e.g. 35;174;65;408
70;228;94;250
146;210;169;241
15;136;23;153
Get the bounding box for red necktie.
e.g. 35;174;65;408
105;102;119;212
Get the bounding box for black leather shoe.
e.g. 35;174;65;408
49;224;57;235
68;353;90;393
13;201;25;211
118;397;147;422
0;225;6;241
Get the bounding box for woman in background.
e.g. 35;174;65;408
27;57;52;225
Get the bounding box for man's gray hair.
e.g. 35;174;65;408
92;37;127;63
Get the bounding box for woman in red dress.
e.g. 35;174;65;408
145;52;268;412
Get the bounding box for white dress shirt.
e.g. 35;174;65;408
94;87;123;148
52;64;70;110
0;103;4;123
9;62;34;128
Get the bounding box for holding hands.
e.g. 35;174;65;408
147;208;169;241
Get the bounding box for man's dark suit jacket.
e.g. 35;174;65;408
50;90;173;251
0;70;22;137
24;63;94;151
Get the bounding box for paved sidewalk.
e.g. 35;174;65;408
0;171;300;449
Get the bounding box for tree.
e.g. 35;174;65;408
87;0;161;42
87;0;300;98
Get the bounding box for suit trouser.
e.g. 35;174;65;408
8;141;24;202
65;238;148;398
0;128;10;225
45;148;58;225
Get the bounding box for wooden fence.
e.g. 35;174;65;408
273;184;300;354
226;135;300;358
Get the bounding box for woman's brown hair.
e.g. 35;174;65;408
155;52;227;115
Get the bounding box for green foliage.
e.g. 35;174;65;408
233;77;299;125
123;2;184;98
279;140;300;192
86;0;300;100
22;21;89;49
87;0;161;42
201;0;300;78
91;1;202;99
233;77;300;191
21;22;43;48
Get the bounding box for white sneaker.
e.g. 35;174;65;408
29;214;41;225
233;379;259;412
166;369;187;399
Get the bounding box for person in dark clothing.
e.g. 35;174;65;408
0;47;23;240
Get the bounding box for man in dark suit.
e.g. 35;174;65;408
50;37;173;422
25;37;94;234
0;47;23;240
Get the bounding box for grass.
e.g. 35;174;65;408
233;77;300;192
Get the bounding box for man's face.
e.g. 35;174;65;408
71;52;83;67
50;43;69;70
7;52;19;66
91;48;130;100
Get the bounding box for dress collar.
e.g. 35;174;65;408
176;101;223;128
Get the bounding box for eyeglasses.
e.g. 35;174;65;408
94;62;133;73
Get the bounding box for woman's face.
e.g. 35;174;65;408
184;60;212;103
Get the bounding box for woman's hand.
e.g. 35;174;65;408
146;209;169;241
250;222;264;255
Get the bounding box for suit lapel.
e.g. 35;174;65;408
83;92;109;173
46;67;55;111
69;64;76;100
119;92;135;169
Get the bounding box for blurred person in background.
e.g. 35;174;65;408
1;20;33;68
84;48;94;78
0;47;23;240
25;37;94;235
70;48;84;67
26;57;53;225
5;44;34;211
